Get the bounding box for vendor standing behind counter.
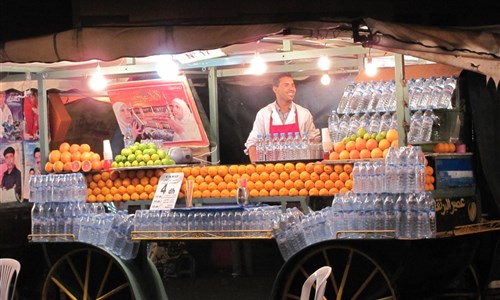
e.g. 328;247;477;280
245;73;319;164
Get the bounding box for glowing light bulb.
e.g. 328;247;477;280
364;57;378;77
318;56;330;71
156;55;180;79
246;54;267;75
88;65;107;91
320;74;331;85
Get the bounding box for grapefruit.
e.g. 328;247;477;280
81;160;92;172
48;150;61;163
386;129;398;143
71;160;82;172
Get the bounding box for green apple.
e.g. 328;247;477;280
147;142;157;149
118;161;124;168
134;149;143;156
161;158;169;165
121;148;132;157
136;154;144;162
127;154;136;162
138;143;148;151
371;133;377;139
357;127;366;138
124;161;131;167
142;154;151;162
165;158;175;165
376;133;384;142
111;161;118;168
151;153;160;161
154;159;162;165
129;145;138;153
146;160;154;166
157;149;167;159
131;160;139;167
139;161;146;167
350;134;357;141
114;154;124;163
342;137;350;144
363;133;372;140
379;131;387;138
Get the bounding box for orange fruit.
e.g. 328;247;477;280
360;149;371;159
255;164;265;174
237;165;246;175
204;175;213;183
343;164;353;174
269;189;279;197
92;187;102;196
254;180;264;191
259;172;270;182
284;179;295;190
371;148;383;158
218;165;229;177
328;187;339;195
288;188;299;196
274;179;285;190
48;150;61;163
339;187;350;194
226;181;236;191
91;153;101;162
345;140;356;152
69;144;80;153
207;182;218;191
329;151;340;160
349;149;360;159
355;138;367;151
295;162;306;173
386;129;398;142
53;161;64;173
289;170;300;181
339;172;350;182
60;152;72;164
79;144;91;153
207;166;218;177
245;164;256;175
345;179;353;190
314;180;325;190
335;180;345;189
378;139;390;151
366;139;378;151
313;164;324;174
269;171;280;182
330;172;339;182
391;140;399;148
279;172;289;182
198;182;208;192
448;143;456;153
59;142;70;153
308;188;319;196
319;172;330;182
299;171;310;181
80;152;92;162
250;172;260;183
63;162;72;172
334;141;345;153
324;180;335;190
310;172;320;182
323;165;334;175
278;187;289;196
228;165;239;175
274;163;285;173
339;150;350;160
220;189;231;197
264;181;274;191
304;180;315;190
193;190;202;198
45;162;54;173
92;173;102;182
264;163;275;173
87;195;97;202
92;160;102;171
299;189;309;196
284;162;295;173
333;164;343;174
425;166;434;176
319;188;329;196
259;189;269;197
213;175;224;184
293;179;305;190
305;163;316;173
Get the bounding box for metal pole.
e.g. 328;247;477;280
208;67;219;163
394;54;409;147
37;74;50;174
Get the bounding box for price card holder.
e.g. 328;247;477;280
150;172;184;210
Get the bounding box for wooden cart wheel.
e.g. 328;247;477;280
436;264;482;299
42;247;135;300
272;242;397;300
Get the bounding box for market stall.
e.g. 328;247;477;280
1;17;500;299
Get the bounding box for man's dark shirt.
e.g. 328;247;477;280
1;166;22;199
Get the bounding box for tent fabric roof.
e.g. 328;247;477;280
363;18;500;84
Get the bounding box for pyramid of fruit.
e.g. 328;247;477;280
45;142;103;173
112;142;175;168
329;128;399;160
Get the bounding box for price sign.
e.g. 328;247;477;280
150;172;184;210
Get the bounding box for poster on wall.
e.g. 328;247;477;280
22;141;41;201
107;76;209;148
22;88;40;141
0;142;23;203
1;89;23;142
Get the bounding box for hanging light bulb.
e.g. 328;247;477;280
320;73;331;85
88;64;107;91
364;56;378;77
246;53;267;75
156;55;180;79
317;56;330;71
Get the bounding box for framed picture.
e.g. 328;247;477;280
0;142;23;203
22;141;40;201
1;89;23;142
107;76;209;148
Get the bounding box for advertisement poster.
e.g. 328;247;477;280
0;142;23;203
22;141;41;201
22;88;40;141
107;76;209;148
1;89;23;142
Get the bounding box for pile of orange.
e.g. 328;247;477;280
86;169;163;202
329;129;399;161
433;142;456;153
165;162;354;199
425;164;435;191
45;142;103;173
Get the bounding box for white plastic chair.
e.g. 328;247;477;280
0;258;21;300
300;266;332;300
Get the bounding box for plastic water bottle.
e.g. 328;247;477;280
406;193;420;239
420;108;434;142
328;110;340;143
395;193;407;238
425;192;437;238
124;127;134;147
372;193;385;238
292;132;301;160
337;82;355;114
384;147;398;193
31;202;46;242
358;113;370;132
271;133;280;161
264;133;274;161
285;132;294;160
300;132;310;159
330;195;344;238
362;193;374;237
419;77;435;108
338;114;350;140
382;193;396;233
367;88;382;113
348;113;360;136
357;87;372;113
277;133;287;161
255;134;265;162
379;110;392;134
368;112;381;135
347;85;364;114
397;147;410;193
407;110;423;143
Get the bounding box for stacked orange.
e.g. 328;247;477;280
424;159;435;191
45;142;104;173
329;129;399;161
433;142;456;153
86;168;164;202
166;162;354;199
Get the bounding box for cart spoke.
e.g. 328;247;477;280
66;256;85;290
351;267;378;300
321;248;338;295
50;276;79;300
96;259;114;298
84;249;92;300
96;283;131;300
336;249;353;300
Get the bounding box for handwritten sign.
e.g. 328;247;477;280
150;172;184;210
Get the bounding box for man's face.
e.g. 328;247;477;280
273;76;296;103
4;153;15;170
35;151;41;169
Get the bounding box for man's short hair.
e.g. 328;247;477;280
272;73;293;87
34;147;40;156
3;146;15;156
